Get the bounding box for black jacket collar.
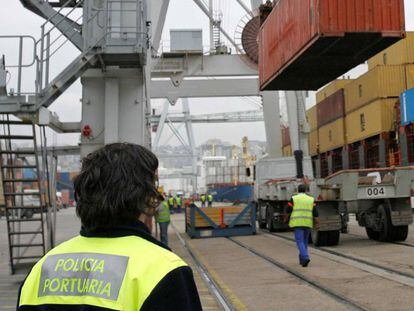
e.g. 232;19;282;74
80;220;171;251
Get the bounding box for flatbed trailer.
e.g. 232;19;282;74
255;164;414;246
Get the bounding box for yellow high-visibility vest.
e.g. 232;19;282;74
289;193;314;228
156;201;170;223
18;234;187;310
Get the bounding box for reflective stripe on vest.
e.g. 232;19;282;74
289;193;314;228
18;235;186;310
156;201;170;223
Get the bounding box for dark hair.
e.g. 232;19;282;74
298;184;306;193
74;143;162;231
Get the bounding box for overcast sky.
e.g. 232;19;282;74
1;0;414;147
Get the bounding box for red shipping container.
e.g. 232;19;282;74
317;89;345;127
259;0;405;91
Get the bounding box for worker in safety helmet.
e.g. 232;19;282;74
17;143;202;310
207;193;213;207
156;195;171;246
284;184;320;267
175;194;182;213
200;193;207;208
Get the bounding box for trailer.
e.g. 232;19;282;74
255;160;413;246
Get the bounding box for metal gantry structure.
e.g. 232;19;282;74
0;0;307;273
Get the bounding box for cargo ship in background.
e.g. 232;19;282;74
204;137;255;203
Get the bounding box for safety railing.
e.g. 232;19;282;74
1;0;148;102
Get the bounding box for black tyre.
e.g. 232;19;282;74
378;205;395;242
366;227;380;241
259;221;267;229
311;229;327;247
392;225;409;241
326;230;340;246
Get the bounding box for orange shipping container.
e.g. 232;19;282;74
309;130;319;156
344;65;406;113
345;99;397;144
281;127;291;147
368;32;414;69
318;119;346;153
259;0;405;91
307;105;318;131
316;79;353;103
283;145;292;157
407;64;414;89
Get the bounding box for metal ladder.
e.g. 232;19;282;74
0;114;51;274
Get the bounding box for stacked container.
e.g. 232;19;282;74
307;105;318;156
281;126;292;156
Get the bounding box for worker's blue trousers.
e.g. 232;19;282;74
294;228;311;264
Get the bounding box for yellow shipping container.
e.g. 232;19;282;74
318;119;346;153
407;64;414;89
282;145;292;157
345;99;397;144
344;65;406;114
306;105;318;131
368;32;414;69
309;130;319;156
316;79;353;103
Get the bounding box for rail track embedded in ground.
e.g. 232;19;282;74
170;222;235;311
227;237;367;311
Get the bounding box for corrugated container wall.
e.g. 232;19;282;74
317;89;345;127
307;105;318;131
345;99;397;144
344;65;406;113
318;119;346;153
309;130;319;156
259;0;405;90
316;79;353;103
407;64;414;89
368;32;414;69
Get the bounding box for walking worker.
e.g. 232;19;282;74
156;198;171;246
175;194;182;213
285;184;320;267
200;193;207;208
168;194;175;214
207;193;213;207
17;143;202;311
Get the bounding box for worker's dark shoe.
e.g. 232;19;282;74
301;259;310;267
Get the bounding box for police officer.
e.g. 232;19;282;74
17;143;202;310
285;184;320;267
200;194;207;208
207;193;213;207
156;199;171;246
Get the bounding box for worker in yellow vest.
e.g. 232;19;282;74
207;194;213;207
175;195;182;213
156;199;171;245
200;194;207;208
168;194;175;214
285;185;320;267
17;143;202;310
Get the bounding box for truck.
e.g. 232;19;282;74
254;91;413;246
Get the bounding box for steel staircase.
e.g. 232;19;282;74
0;115;51;274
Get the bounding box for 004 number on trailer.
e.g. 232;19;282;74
357;186;395;199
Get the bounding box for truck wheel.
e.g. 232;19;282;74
366;227;380;241
378;204;393;242
311;229;327;247
392;225;408;241
326;230;340;246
